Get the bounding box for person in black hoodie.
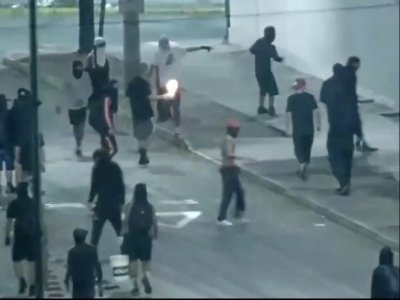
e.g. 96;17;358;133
371;246;399;299
321;63;358;196
126;63;173;165
250;26;284;116
0;94;16;193
343;56;377;153
88;148;125;248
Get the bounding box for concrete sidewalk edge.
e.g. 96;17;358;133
2;56;192;151
3;56;398;252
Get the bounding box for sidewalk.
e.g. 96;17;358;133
3;44;399;250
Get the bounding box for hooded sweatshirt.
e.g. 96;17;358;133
371;246;400;299
249;26;283;76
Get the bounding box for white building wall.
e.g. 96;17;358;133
229;0;399;108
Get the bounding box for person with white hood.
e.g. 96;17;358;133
86;36;110;103
148;35;213;136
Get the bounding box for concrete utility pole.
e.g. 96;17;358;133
119;0;144;90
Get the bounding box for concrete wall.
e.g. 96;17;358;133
229;0;399;109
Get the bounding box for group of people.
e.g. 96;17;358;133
249;26;378;196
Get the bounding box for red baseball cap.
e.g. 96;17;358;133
227;119;240;128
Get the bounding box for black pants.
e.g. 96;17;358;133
327;133;354;188
91;206;122;246
293;134;314;164
90;121;118;157
217;167;245;221
72;284;95;299
354;111;363;140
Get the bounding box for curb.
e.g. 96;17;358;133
3;56;398;251
2;56;192;151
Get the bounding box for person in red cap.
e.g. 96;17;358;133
217;119;246;226
285;78;321;180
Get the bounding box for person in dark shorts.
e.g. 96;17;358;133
0;94;16;193
285;78;321;180
88;149;125;248
121;183;157;297
4;182;39;297
250;26;284;116
64;228;103;299
126;63;173;165
56;60;91;157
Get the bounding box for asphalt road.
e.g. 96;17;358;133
0;70;393;298
0;14;226;60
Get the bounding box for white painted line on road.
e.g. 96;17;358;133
157;211;202;229
314;223;326;227
45;203;86;209
159;199;198;205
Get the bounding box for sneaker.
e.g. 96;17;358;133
361;142;378;153
217;219;233;226
6;183;16;194
257;106;269;115
336;184;351;196
142;276;152;295
131;281;140;297
75;148;83;157
18;278;27;295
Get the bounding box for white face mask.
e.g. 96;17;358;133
95;47;106;67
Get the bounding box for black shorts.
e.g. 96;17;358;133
18;144;33;172
12;237;36;262
68;107;87;126
256;73;279;97
122;235;152;262
0;149;14;171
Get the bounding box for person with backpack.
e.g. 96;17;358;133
0;94;16;193
88;148;125;248
371;246;400;299
121;183;158;297
4;182;42;297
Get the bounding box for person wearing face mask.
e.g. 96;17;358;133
343;56;377;153
86;37;110;106
250;26;284;116
217;119;246;226
56;60;91;157
148;35;213;137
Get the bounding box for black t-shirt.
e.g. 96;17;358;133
126;77;154;122
250;38;282;76
286;92;318;136
6;197;35;239
67;243;102;286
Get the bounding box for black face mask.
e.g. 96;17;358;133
227;128;239;138
73;69;83;79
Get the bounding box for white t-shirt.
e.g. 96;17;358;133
62;73;92;110
152;45;186;86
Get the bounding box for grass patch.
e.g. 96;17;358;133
0;6;224;17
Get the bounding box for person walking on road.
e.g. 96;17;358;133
343;56;377;153
64;228;103;299
148;35;213;137
250;26;284;117
0;94;16;193
217;119;246;226
321;63;358;196
4;182;41;297
56;60;91;158
88;148;125;248
121;183;158;297
370;246;399;299
285;78;321;180
126;63;175;166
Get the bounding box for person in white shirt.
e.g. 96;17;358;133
56;60;91;157
148;35;213;136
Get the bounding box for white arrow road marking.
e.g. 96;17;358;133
159;199;198;205
157;211;202;229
